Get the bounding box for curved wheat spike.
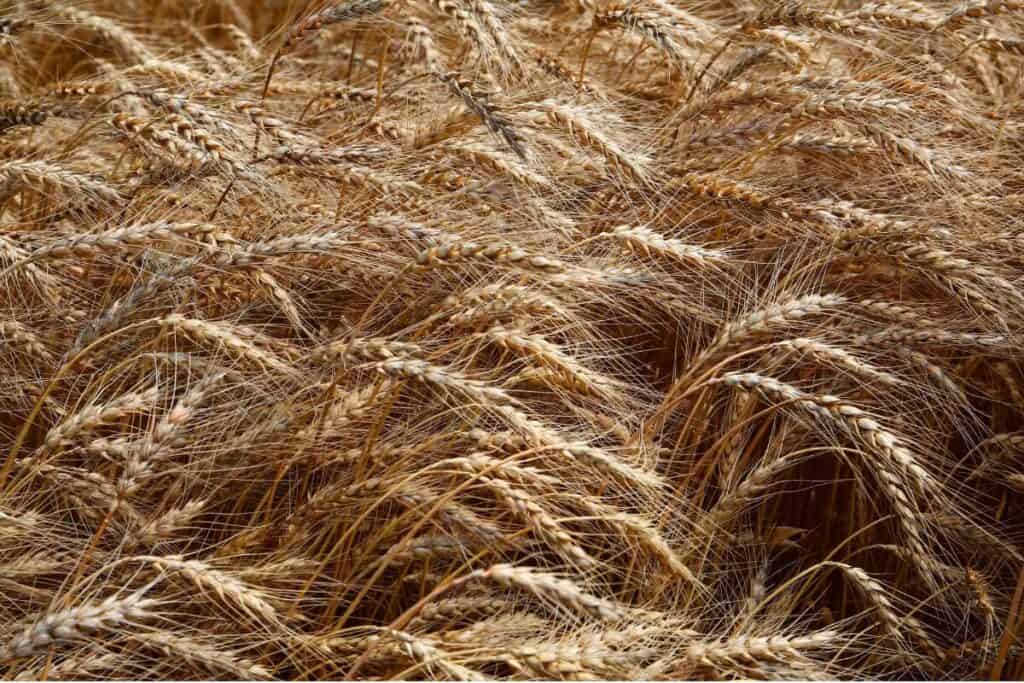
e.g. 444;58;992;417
139;555;279;622
0;584;159;661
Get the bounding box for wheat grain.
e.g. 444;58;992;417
473;564;628;621
140;555;278;621
0;585;158;661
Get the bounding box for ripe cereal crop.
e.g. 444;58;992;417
1;0;1024;679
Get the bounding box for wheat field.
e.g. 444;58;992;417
1;0;1024;679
